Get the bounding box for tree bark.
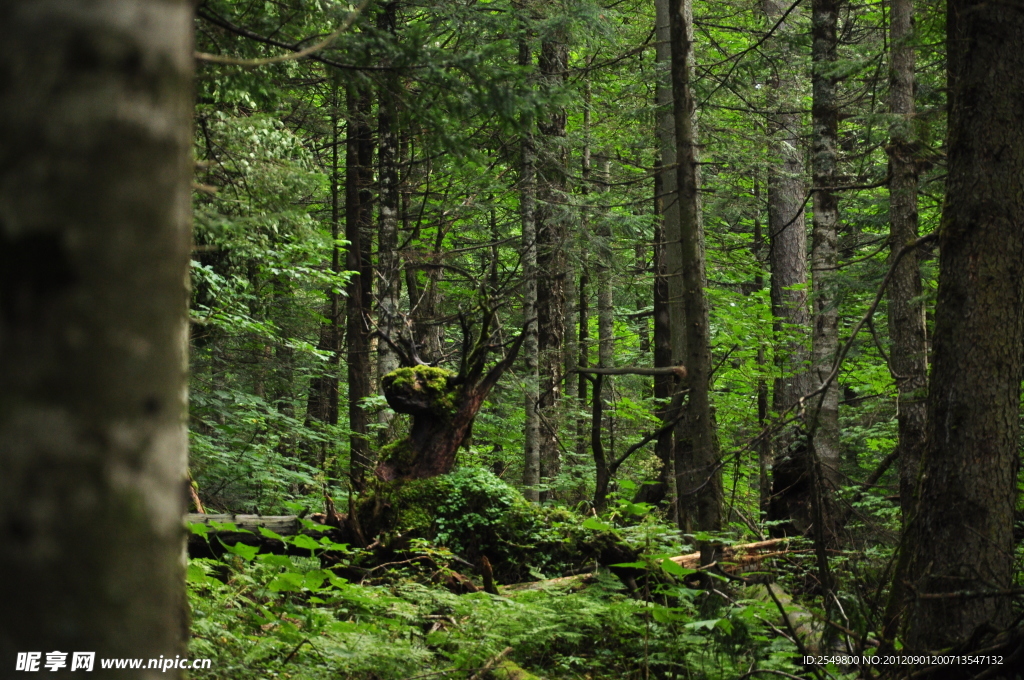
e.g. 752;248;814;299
346;85;374;491
376;2;402;441
650;0;682;522
0;0;192;670
900;0;1024;650
763;0;811;413
536;33;570;497
595;153;615;462
668;0;722;534
636;174;678;520
519;41;542;502
810;0;842;489
886;0;927;520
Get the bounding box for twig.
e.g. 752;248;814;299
468;647;513;680
195;0;370;67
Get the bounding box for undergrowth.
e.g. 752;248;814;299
187;503;805;680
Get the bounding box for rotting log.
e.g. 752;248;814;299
501;539;791;593
671;538;790;576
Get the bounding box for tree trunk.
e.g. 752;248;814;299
763;0;811;413
595;153;615;454
520;40;542;503
576;270;591;466
632;179;678;519
668;0;722;534
306;81;344;447
886;0;927;520
651;0;682;522
0;0;192;670
377;2;402;442
536;34;570;497
346;85;374;491
753;186;773;515
900;0;1024;650
810;0;842;489
402;131;444;364
656;0;688;526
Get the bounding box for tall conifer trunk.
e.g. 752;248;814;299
668;0;722;534
654;0;681;522
519;38;542;502
810;0;842;488
377;2;402;441
886;0;927;519
900;0;1024;650
763;0;810;413
536;33;569;497
346;85;374;491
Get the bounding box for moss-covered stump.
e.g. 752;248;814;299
374;319;526;481
382;366;459;417
352;467;588;584
377;366;474;481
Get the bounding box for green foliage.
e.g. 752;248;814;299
359;468;588;582
185;0;962;668
188;540;803;680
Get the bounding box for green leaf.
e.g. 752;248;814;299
258;526;285;540
188;522;210;539
267;571;306;592
582;517;613;531
186;562;215;585
223;542;259;561
685;619;720;631
257;554;294;568
660;558;696;577
290;534;321;551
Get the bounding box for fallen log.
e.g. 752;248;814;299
185;513;347;560
670;538;789;576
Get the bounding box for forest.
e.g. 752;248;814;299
1;0;1023;678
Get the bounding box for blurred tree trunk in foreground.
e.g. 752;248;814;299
0;0;194;673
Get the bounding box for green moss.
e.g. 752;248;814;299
386;366;453;390
383;366;459;416
380;437;416;469
356;468;590;582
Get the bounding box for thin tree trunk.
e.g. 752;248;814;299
886;0;927;520
536;34;570;497
576;270;590;464
810;0;842;489
638;173;679;521
0;0;192;668
668;0;722;535
306;82;344;445
595;153;615;446
346;85;374;491
899;0;1024;650
377;2;402;441
654;0;681;524
753;185;773;515
402;134;443;363
520;40;542;503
